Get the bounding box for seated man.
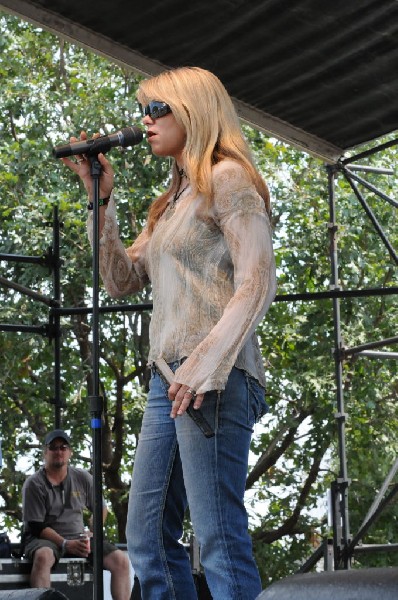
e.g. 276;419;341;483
22;429;131;600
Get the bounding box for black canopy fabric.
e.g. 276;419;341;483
1;0;398;162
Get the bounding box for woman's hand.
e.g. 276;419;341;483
60;131;115;200
168;383;205;418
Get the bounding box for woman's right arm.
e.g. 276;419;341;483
87;196;150;298
60;131;115;239
61;132;149;298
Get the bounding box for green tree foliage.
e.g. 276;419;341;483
0;12;397;585
0;14;162;542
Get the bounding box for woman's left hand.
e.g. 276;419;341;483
168;383;205;418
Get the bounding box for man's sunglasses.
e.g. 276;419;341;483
143;101;172;119
47;444;70;451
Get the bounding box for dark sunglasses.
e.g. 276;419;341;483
143;101;172;119
47;444;70;451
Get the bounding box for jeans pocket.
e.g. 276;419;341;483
246;374;269;427
149;368;169;397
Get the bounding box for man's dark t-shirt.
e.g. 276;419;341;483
22;466;96;542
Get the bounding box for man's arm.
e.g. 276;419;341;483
23;477;65;550
88;504;108;532
36;526;89;558
36;526;65;552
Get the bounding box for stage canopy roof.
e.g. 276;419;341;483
1;0;398;162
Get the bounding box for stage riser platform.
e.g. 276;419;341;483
0;559;92;600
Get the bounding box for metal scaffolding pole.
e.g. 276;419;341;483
327;165;351;569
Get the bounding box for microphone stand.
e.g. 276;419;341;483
88;154;104;600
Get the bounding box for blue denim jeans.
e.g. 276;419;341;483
126;364;268;600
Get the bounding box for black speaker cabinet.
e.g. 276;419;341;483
257;567;398;600
0;590;68;599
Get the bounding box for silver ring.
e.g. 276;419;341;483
76;158;84;164
185;388;196;397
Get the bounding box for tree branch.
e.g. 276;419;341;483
246;408;310;490
252;434;331;543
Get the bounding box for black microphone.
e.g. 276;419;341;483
52;126;143;158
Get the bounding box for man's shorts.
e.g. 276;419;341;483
24;537;119;565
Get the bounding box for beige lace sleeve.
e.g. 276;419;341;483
87;194;150;298
174;162;277;393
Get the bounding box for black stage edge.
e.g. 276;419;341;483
0;590;69;599
257;567;398;600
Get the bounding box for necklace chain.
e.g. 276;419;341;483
171;184;189;207
169;166;189;209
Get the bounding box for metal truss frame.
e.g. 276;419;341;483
1;138;398;576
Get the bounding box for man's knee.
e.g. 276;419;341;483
104;549;130;575
32;546;56;570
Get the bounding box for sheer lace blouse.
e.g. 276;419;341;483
88;159;276;394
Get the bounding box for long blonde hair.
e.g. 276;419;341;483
137;67;270;232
